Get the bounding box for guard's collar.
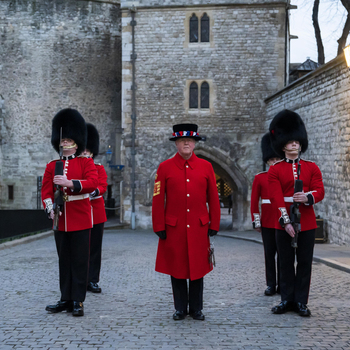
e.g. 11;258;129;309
284;157;300;164
174;152;197;169
62;154;76;161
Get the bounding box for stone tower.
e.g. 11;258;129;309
120;0;290;229
0;0;122;210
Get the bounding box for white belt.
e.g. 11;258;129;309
90;195;102;201
65;193;89;202
261;199;271;204
284;197;293;203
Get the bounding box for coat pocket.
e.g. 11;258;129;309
199;214;210;226
165;215;178;227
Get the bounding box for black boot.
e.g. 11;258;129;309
45;300;73;313
72;301;84;317
87;282;102;293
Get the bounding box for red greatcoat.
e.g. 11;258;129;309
250;171;276;229
152;152;221;281
41;155;98;232
268;158;325;231
90;163;108;225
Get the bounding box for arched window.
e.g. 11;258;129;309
200;82;209;108
201;13;209;42
190;82;198;108
190;14;198;43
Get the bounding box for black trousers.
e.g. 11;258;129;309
171;276;203;313
54;229;90;302
88;222;104;283
276;229;315;304
261;227;279;288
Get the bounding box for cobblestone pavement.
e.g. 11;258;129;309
1;229;350;349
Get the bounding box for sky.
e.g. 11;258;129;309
290;0;348;64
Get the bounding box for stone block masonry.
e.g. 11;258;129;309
0;0;122;209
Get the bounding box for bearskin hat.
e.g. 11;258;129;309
51;108;87;156
86;123;100;159
169;123;202;141
261;133;280;163
269;109;308;158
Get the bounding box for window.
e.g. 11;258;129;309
190;82;198;108
189;13;210;43
200;82;209;108
189;81;210;109
8;185;14;200
201;13;210;42
190;14;198;43
186;79;213;113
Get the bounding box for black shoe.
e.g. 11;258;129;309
45;300;73;313
271;301;294;314
264;286;276;296
295;302;311;317
72;301;84;316
190;310;205;320
87;282;102;293
173;310;186;320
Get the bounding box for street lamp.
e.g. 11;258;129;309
343;45;350;68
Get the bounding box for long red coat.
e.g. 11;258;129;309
42;155;98;232
90;163;108;225
268;158;325;231
250;171;276;229
152;152;221;281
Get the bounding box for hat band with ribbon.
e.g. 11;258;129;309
172;131;199;138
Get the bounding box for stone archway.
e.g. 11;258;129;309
195;144;250;231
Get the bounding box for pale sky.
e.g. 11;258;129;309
290;0;348;64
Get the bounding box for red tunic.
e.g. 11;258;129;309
41;155;98;232
90;163;108;225
250;171;276;229
152;152;221;281
268;158;325;231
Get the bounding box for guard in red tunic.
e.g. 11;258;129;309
82;123;108;294
152;124;221;321
250;133;281;296
268;110;324;317
42;109;98;317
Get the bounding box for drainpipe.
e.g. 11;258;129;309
130;6;137;229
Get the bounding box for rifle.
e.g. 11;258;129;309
53;128;64;231
290;160;303;248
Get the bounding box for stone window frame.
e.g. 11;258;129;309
184;79;215;115
184;10;214;49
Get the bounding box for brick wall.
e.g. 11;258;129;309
265;55;350;245
0;0;121;209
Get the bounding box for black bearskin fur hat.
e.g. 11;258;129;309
261;133;280;163
51;108;87;156
269;109;308;158
86;123;100;159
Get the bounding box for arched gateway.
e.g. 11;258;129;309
194;144;250;231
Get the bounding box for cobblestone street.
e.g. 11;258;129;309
1;229;350;349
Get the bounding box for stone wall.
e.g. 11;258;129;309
0;0;122;209
121;0;285;9
265;55;350;245
121;1;288;228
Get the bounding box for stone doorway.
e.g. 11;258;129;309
195;147;249;231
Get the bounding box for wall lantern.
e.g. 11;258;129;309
343;45;350;68
106;145;124;171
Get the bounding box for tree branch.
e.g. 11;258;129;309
312;0;325;65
